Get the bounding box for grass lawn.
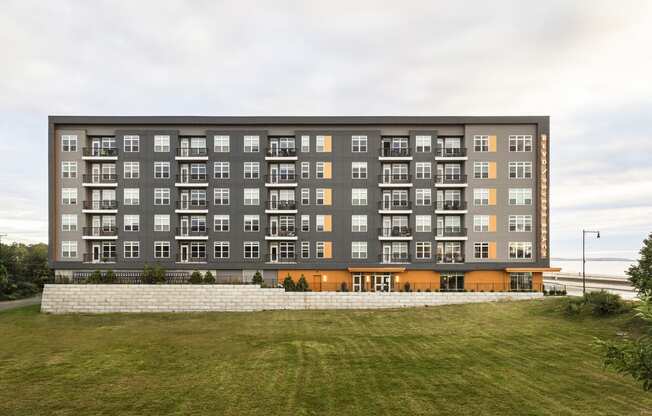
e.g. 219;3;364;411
1;299;651;416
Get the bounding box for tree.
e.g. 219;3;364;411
102;269;116;284
204;271;215;284
0;263;8;292
88;270;102;284
251;271;263;285
628;232;652;297
189;270;203;284
282;275;295;291
141;264;154;284
296;274;309;292
153;265;166;284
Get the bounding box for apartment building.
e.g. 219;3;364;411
48;116;557;291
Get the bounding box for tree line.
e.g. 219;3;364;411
0;243;51;301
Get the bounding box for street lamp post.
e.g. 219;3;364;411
582;230;601;295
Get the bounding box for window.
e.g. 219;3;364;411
351;242;367;259
154;241;170;259
416;215;431;232
123;161;139;179
124;241;140;259
214;215;230;232
351;215;367;232
474;189;489;206
509;162;532;179
190;242;206;260
351;188;367;206
300;215;310;232
61;241;77;258
352;162;367;179
316;162;326;179
214;242;230;259
510;272;533;291
316;241;325;258
62;162;77;179
154;215;170;232
154;188;170;205
416;188;431;206
301;188;310;205
244;242;260;259
62;188;77;205
416;242;432;259
440;272;464;291
474;242;489;259
61;135;78;152
154;135;170;152
508;188;532;205
244;215;260;232
214;188;230;205
153;162;170;179
473;215;489;232
244;162;260;179
124;188;139;205
61;215;77;231
301;241;310;258
124;135;140;152
474;162;489;179
416;135;431;152
416;162;431;179
124;215;140;232
509;215;533;232
316;135;327;152
509;242;533;259
301;135;310;152
316;215;326;232
214;162;230;179
352;135;367;152
243;188;260;205
214;135;230;152
474;135;489;152
316;188;326;205
244;135;259;152
509;135;533;152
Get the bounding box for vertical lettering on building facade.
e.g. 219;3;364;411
540;134;548;258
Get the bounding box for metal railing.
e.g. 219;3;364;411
176;200;208;210
265;254;297;262
175;227;208;237
378;227;412;237
435;227;467;237
176;147;208;157
378;174;412;184
175;254;208;262
265;200;297;210
83;200;118;210
380;148;411;157
436;254;465;263
265;227;297;237
435;147;467;157
176;173;208;183
436;200;467;210
378;201;412;210
82;147;118;157
378;253;411;263
82;174;117;183
265;173;297;184
82;254;117;263
266;148;297;157
435;174;467;184
82;226;117;237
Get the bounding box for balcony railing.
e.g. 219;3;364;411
176;254;207;263
378;227;412;237
266;148;297;157
176;147;208;157
82;147;118;157
378;253;411;263
435;147;467;157
265;174;297;184
82;227;118;237
82;174;117;184
83;254;117;263
378;174;412;184
435;174;467;185
378;201;412;210
435;227;467;237
176;174;208;183
265;200;297;210
436;254;465;263
176;227;208;237
83;200;118;210
265;227;297;237
176;200;208;210
380;148;411;157
436;200;467;210
266;254;297;262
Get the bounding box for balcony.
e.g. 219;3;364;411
435;200;468;213
176;254;207;263
266;253;297;263
379;148;412;160
378;227;413;240
265;200;298;213
265;148;298;160
82;227;118;240
378;253;411;263
265;174;298;187
82;147;118;160
265;227;298;240
435;147;467;160
378;174;413;187
434;174;468;187
175;200;209;213
435;227;468;240
82;174;117;187
175;147;209;160
175;227;209;240
175;174;208;187
436;253;465;264
82;200;118;213
378;200;412;213
83;254;117;263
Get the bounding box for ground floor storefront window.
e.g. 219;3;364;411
440;272;464;291
510;272;533;291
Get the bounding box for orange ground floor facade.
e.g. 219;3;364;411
276;268;561;292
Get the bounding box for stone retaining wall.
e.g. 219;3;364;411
41;284;542;314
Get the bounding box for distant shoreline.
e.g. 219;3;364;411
551;258;635;262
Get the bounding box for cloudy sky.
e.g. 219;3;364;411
1;0;651;261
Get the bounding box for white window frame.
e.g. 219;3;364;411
509;135;533;152
214;188;230;205
509;242;533;259
61;241;77;258
154;135;170;152
509;161;533;179
244;135;260;153
351;135;367;152
474;135;489;152
123;241;140;259
214;161;230;179
61;214;77;232
416;188;431;206
124;215;140;232
244;215;260;232
351;215;367;232
214;215;230;232
352;162;367;179
214;135;230;152
473;215;490;232
61;135;78;152
154;214;170;232
214;241;230;259
416;242;432;259
61;161;77;179
244;162;260;179
415;135;432;153
154;241;171;259
301;135;310;153
416;162;431;179
415;215;431;233
474;188;489;206
351;188;367;206
154;188;170;205
508;188;532;205
243;241;260;259
123;161;140;179
509;215;533;232
243;188;260;206
123;135;140;152
474;161;489;179
351;241;367;259
123;188;140;206
62;188;77;205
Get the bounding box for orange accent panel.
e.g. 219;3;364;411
323;188;332;205
488;161;497;179
489;188;497;205
488;135;497;152
323;215;332;232
323;162;332;179
489;215;497;232
323;242;333;258
488;242;497;259
323;135;332;152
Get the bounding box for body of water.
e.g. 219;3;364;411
550;260;634;277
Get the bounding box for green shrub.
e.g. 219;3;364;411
251;271;263;285
102;269;116;284
282;275;295;291
340;282;349;292
153;265;166;284
204;271;215;284
562;297;586;316
296;274;309;292
87;270;102;284
584;290;626;316
141;264;155;284
403;282;411;292
189;271;203;284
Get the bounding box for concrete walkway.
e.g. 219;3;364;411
0;295;41;312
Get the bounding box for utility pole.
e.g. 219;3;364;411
582;230;601;295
